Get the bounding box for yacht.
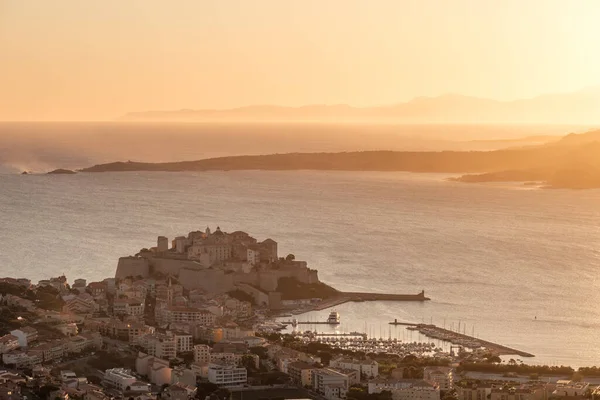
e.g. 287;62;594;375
327;310;340;324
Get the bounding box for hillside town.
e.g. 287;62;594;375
1;228;599;400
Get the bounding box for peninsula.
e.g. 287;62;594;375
78;130;600;189
116;226;429;310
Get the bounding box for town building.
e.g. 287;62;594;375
552;380;589;397
194;344;211;363
490;387;538;400
288;361;314;387
423;367;453;391
456;383;493;400
103;368;149;392
312;369;351;395
171;331;193;353
207;362;247;387
9;327;38;347
163;383;197;400
324;383;348;400
159;306;216;325
113;298;145;317
139;333;177;360
330;357;379;381
136;353;173;386
0;335;20;354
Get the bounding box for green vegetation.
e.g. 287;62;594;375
578;366;600;377
88;351;136;371
276;277;338;300
348;385;392;400
227;289;256;305
457;362;574;375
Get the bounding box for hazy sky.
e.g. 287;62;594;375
2;0;600;121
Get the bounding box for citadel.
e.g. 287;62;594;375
116;227;321;308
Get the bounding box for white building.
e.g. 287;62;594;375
329;357;379;381
552;380;589;397
160;307;216;326
171;331;192;353
103;368;138;392
324;383;348;400
10;327;38;347
139;333;177;360
136;353;173;386
207;362;247;387
113;299;145;317
312;369;350;395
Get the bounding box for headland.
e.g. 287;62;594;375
75;129;600;189
116;226;430;311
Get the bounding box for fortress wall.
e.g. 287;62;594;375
178;268;235;293
232;271;260;287
257;272;279;292
115;257;150;279
149;257;203;276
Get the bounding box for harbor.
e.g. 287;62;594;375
388;319;534;357
413;323;535;357
272;309;535;358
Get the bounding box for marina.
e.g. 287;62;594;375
386;320;535;358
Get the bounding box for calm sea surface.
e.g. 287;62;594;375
1;170;600;367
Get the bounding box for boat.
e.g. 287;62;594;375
327;310;340;324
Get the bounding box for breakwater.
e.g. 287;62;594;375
314;290;429;310
410;323;534;358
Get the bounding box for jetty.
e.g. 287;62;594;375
390;321;534;358
314;290;429;311
389;319;419;326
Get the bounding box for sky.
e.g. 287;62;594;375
1;0;600;121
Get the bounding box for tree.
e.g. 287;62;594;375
241;354;258;373
250;346;268;359
213;388;231;400
286;254;295;261
486;355;502;364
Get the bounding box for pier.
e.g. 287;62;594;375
314;290;429;311
391;322;534;358
389;319;419;326
314;332;367;338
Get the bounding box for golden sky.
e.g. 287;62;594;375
1;0;600;121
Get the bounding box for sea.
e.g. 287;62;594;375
1;122;600;368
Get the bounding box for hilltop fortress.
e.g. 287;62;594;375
115;227;322;305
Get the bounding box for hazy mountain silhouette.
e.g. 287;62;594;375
119;88;600;124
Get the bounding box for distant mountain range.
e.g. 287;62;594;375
119;87;600;124
79;129;600;189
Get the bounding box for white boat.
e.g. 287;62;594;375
327;310;340;324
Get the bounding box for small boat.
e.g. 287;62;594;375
327;310;340;324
